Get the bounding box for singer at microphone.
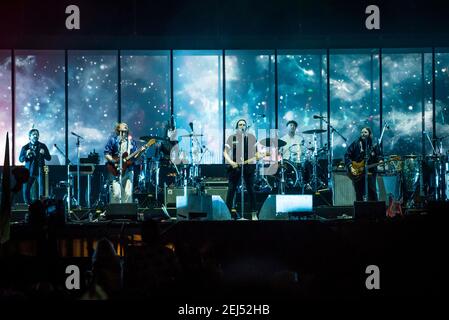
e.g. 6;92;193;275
19;128;52;204
223;119;258;220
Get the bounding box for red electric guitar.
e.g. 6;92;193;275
106;138;156;176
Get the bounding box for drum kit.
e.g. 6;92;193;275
381;150;449;207
137;131;208;201
255;128;328;194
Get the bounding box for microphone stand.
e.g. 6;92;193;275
75;136;81;208
54;144;74;220
363;138;370;202
240;129;246;220
35;144;43;200
320;117;347;190
118;132;124;204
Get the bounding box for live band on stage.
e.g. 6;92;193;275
16;114;449;221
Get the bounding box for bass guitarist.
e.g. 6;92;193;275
104;122;143;203
344;127;383;201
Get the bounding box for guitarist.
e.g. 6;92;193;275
344;127;382;201
104;123;139;203
224;119;258;219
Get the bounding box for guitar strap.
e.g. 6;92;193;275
118;135;131;155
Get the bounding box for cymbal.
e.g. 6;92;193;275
403;154;419;159
259;138;287;148
179;134;204;137
302;129;326;135
139;136;169;142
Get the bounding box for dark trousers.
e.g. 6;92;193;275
353;174;378;201
23;176;38;204
226;167;256;216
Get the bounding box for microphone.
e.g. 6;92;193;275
189;122;193;131
71;132;84;139
384;122;390;129
313;115;324;119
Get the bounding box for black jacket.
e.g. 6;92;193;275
19;142;51;177
344;138;382;173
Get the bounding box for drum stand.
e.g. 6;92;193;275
54;143;78;220
307;132;326;193
254;160;272;192
424;131;447;201
279;152;286;195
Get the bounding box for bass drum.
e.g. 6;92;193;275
266;160;300;191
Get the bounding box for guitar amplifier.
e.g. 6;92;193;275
203;186;228;202
69;164;95;175
332;172;356;206
164;186;228;206
332;172;401;206
164;187;196;207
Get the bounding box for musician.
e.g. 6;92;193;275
156;119;178;162
19;129;51;204
104;122;141;203
224;119;258;219
280;120;303;160
344;127;382;201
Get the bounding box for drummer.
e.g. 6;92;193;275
280;120;304;161
154;120;178;162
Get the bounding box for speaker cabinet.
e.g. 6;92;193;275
105;203;138;220
333;172;401;205
332;172;356;206
203;187;228;202
165;186;228;207
165;187;196;206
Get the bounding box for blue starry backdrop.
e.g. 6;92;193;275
0;51;12;165
1;50;449;165
14;51;65;165
121;51;171;160
173;51;223;164
225;51;276;144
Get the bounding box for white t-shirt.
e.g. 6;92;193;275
280;134;303;160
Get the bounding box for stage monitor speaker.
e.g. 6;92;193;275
176;195;231;220
354;201;386;221
332;172;356;206
258;195;313;220
105;203;138;220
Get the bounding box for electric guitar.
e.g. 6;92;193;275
386;193;403;218
348;156;401;181
107;138;156;176
227;152;270;173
